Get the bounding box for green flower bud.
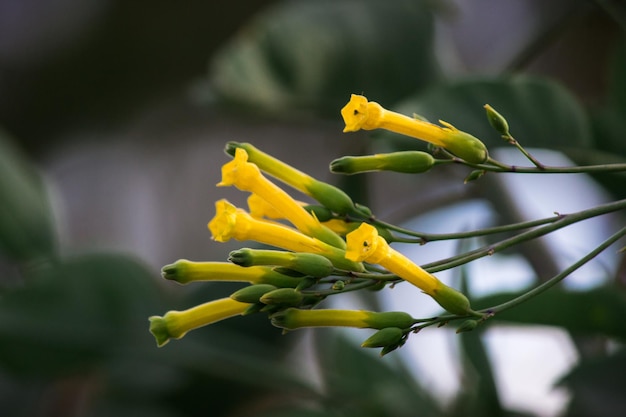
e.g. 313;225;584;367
464;169;485;183
229;248;334;278
331;280;345;290
431;284;473;316
456;319;479;334
361;327;404;348
260;288;303;306
484;104;510;136
330;151;435;175
230;284;277;303
441;127;489;164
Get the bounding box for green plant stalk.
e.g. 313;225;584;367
454;159;626;174
410;225;626;331
377;214;562;243
419;198;626;272
486;225;626;314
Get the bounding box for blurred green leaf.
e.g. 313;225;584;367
475;286;626;340
376;76;592;152
210;0;439;114
558;350;626;417
316;330;440;417
0;253;162;376
0;129;57;262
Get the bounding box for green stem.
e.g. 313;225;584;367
460;160;626;174
485;225;626;314
423;198;626;273
503;134;546;169
378;214;561;243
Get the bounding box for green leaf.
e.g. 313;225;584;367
475;286;626;340
0;129;57;262
0;253;162;376
558;350;626;417
377;76;593;152
315;330;440;417
209;0;439;114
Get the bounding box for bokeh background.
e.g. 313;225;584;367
1;0;626;416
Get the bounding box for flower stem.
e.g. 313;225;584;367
486;225;626;314
423;198;626;273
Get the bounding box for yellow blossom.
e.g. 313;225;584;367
208;199;364;272
271;308;415;330
149;298;250;347
341;94;488;164
225;142;369;217
219;148;345;248
345;223;473;315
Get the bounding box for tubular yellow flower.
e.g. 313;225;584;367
271;308;415;330
208;199;364;272
160;259;299;287
341;94;489;164
219;148;345;248
247;193;284;219
149;298;250;347
225;142;369;217
345;223;473;315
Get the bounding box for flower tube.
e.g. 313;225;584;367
341;94;488;164
345;222;474;315
208;199;364;272
149;298;250;347
219;148;345;248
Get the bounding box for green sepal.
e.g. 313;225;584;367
365;311;415;329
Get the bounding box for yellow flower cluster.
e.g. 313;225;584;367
150;94;481;352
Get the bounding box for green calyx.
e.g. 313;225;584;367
431;284;474;316
444;131;489;164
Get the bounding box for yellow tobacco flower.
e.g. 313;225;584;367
271;308;415;330
345;223;473;315
341;94;488;164
208;199;364;272
149;298;250;347
219;148;345;248
225;142;370;217
160;259;299;287
247;193;284;219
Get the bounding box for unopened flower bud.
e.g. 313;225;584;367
260;288;303;306
484;104;510;136
464;169;485;183
456;319;479;333
361;327;404;348
229;248;334;278
230;284;277;303
330;151;435;175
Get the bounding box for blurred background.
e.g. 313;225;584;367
1;0;626;416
